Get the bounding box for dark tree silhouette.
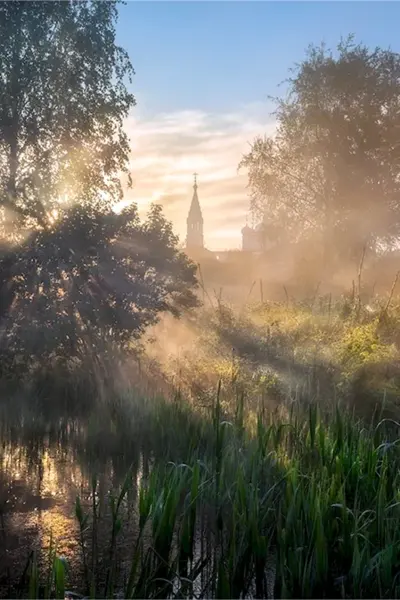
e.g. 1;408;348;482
0;204;198;371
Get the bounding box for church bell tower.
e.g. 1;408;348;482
186;173;204;250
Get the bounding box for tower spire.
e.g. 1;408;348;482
186;172;204;251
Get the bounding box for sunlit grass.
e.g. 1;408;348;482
155;296;400;416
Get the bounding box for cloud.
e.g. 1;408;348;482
118;102;276;250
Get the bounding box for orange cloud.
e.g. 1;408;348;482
118;103;276;250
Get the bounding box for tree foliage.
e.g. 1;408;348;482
0;204;198;370
240;37;400;264
0;0;134;235
0;1;199;375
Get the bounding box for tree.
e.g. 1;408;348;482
0;204;198;372
0;3;199;377
240;37;400;267
0;0;134;237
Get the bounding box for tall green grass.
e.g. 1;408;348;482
18;390;400;599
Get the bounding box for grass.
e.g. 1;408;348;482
3;292;400;598
149;294;400;418
14;386;400;599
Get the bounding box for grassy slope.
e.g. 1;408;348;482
151;296;400;419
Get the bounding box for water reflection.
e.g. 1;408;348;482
0;406;145;598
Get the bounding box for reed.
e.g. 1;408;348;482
20;388;400;599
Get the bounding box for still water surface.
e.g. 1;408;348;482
0;409;148;597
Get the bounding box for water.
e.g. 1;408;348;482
0;439;82;594
0;406;146;598
0;397;277;599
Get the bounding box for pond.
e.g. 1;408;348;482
0;391;273;599
0;404;150;598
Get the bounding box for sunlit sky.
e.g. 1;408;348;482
116;1;400;250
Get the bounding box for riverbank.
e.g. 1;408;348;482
1;386;400;598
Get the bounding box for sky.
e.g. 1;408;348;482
116;1;400;250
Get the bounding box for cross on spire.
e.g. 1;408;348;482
193;172;198;187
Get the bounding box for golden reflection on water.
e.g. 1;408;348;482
0;438;85;584
0;423;143;595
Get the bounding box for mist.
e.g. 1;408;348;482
1;3;400;599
